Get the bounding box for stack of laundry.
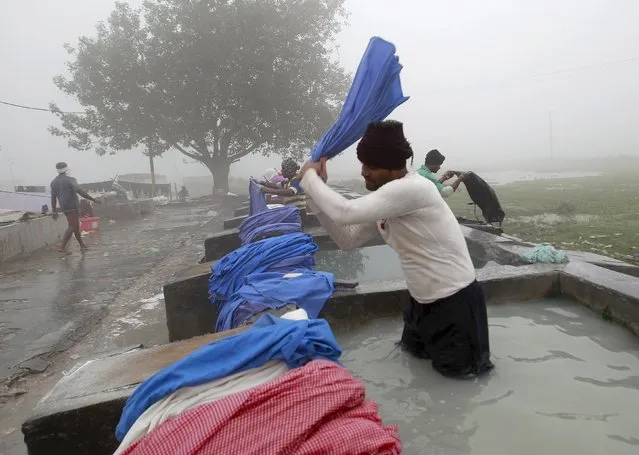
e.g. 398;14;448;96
114;312;401;455
238;206;302;245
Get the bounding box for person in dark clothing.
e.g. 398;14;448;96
50;162;101;254
299;121;493;378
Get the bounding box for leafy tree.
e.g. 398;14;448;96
50;0;349;192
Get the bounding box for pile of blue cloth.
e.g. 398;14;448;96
115;314;342;441
238;206;302;245
209;233;318;301
216;271;335;332
249;179;268;215
310;36;409;162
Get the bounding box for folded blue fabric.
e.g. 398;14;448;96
310;37;409;161
209;233;318;300
240;222;301;245
239;206;301;245
267;254;315;273
249;180;268;215
216;271;335;331
115;315;342;441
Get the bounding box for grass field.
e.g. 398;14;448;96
447;172;639;262
335;171;639;263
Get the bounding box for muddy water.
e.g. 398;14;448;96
334;298;639;454
315;244;490;282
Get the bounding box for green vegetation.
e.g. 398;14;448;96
447;172;639;262
335;171;639;262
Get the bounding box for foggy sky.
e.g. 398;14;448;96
2;0;639;188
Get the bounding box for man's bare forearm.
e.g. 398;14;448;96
78;190;98;203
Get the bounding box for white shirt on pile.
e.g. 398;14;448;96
301;170;475;304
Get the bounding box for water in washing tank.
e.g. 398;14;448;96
315;244;489;283
334;298;639;455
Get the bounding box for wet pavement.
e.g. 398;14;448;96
0;201;227;455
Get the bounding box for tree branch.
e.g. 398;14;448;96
228;141;263;162
173;143;205;162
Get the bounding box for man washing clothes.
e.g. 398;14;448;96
417;149;467;198
299;121;493;378
50;162;101;254
259;158;304;199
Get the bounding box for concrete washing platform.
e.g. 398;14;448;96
204;221;506;262
0;215;67;262
21;260;639;454
93;199;155;221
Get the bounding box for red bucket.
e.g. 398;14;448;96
80;216;101;232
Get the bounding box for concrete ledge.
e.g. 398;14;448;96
22;330;244;455
0;216;67;262
204;225;384;262
560;261;639;337
164;264;564;342
205;222;507;262
93;200;154;221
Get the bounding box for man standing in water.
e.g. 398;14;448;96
299;121;493;378
51;162;101;254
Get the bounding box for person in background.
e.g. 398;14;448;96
259;167;284;185
259;158;303;198
417;149;467;198
178;185;189;202
298;121;493;378
51;162;101;254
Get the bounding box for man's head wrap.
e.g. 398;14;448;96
56;162;69;174
281;158;300;177
356;121;413;170
425;149;445;166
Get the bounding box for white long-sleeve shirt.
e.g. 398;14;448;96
301;170;475;303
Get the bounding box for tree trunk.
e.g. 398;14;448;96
149;154;156;197
207;159;230;194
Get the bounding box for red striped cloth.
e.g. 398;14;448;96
123;360;401;455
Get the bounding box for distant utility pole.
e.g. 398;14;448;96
0;145;16;189
548;110;554;160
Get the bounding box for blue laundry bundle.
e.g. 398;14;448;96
267;254;315;272
238;206;302;245
240;222;302;245
115;315;342;441
209;233;318;300
216;271;335;331
249;179;268;215
310;37;409;162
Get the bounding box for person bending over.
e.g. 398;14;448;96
50;162;101;254
259;158;303;199
417;149;467;198
299;121;493;378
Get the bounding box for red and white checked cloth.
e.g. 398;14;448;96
123;359;401;455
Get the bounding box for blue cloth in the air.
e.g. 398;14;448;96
238;206;301;245
249;179;268;215
216;271;335;331
115;315;342;441
209;233;318;300
310;37;409;162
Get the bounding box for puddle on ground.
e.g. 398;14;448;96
316;244;489;282
333;298;639;455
